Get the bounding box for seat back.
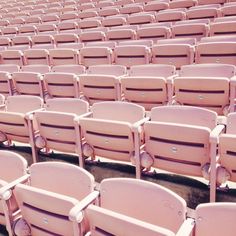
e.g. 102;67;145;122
24;49;50;65
99;178;186;233
49;49;79;65
88;65;127;76
195;203;236;236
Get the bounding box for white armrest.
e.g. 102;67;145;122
176;218;195;236
69;191;99;222
210;124;225;144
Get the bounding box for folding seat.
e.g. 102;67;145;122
172;23;209;41
209;21;236;36
0;95;43;159
44;72;80;99
83;178;188;236
0;65;20;97
44;8;62;15
18;25;37;36
156;10;186;23
57;21;79;33
195;42;236;65
2;27;18;37
221;4;236;17
99;7;120;17
119;4;143;15
29;9;45;16
87;64;127;76
214;113;236;194
121;64;175;110
76;101;147;177
137;26;171;42
31;35;55;49
52;65;86;74
114;45;150;68
24;49;50;65
0;151;28;236
186;7;220;20
190;203;236;235
127;13;155;26
198;0;226;4
102;16;126;27
0;50;24;66
21;65;51;74
119;39;153;47
78;19;101;30
114;0;135;7
11;72;45;98
60;12;78;21
152;43;194;69
78;2;96;11
86;41;117;48
25;16;41;25
169;0;197;9
173;63;236;116
0;19;10;27
138;105;224;201
200;35;236;43
96;0;115;9
9;17;25;26
106;29;136;42
41;14;60;23
80;31;106;43
49;49;79;66
8;161;96;235
78;10;98;19
53;33;79;46
0;37;11;49
214;15;236;22
11;36;32;50
156;37;194;46
80;46;113;67
36;23;57;35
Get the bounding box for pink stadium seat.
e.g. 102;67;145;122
57;21;79;33
84;178;188;236
80;46;113;67
114;45;151;68
52;65;86;74
119;39;153;47
44;72;80;99
2;27;18;37
169;0;197;9
0;50;24;66
221;4;236;17
9;17;25;26
127;13;155;25
152;43;194;69
41;14;60;23
156;10;186;23
139;105;223;201
193;203;236;235
0;95;43;161
78;2;95;11
11;72;44;98
143;1;169;12
96;0;115;9
60;12;78;21
99;7;120;17
31;35;55;49
36;23;57;35
78;10;98;19
0;37;11;49
198;0;226;4
19;25;37;36
172;23;209;41
200;35;236;43
115;0;134;6
186;7;220;20
80;31;106;43
79;19;101;30
25;16;41;25
11;36;31;49
11;161;96;235
119;4;143;14
137;26;171;42
54;33;79;46
49;48;79;65
209;21;236;36
121;64;175;110
107;28;136;41
173;64;236;115
87;64;127;76
195;42;236;65
76;101;147;178
86;41;117;48
24;49;50;65
21;65;51;74
102;16;127;27
0;151;28;236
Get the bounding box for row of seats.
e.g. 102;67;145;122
0;63;235;115
1;0;236;23
0;41;235;69
1;18;236;48
0;151;235;236
0;95;235;202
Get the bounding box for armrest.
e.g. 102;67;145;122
74;112;93;123
0;174;30;200
176;218;195;236
210;124;225;144
25;108;45;120
230;76;236;85
69;191;99;222
132;117;150;132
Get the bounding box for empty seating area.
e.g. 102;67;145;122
0;0;236;235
